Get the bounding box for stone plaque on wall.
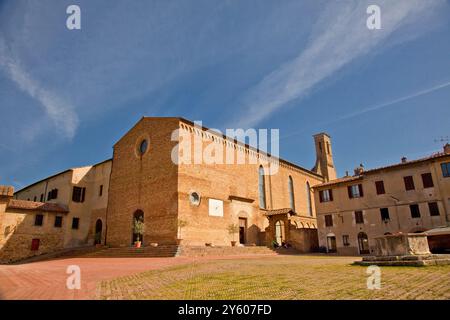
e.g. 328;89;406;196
208;199;223;217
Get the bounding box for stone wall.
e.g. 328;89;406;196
289;228;319;253
0;208;65;264
106;118;180;247
176;120;323;247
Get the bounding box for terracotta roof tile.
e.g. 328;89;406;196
7;199;69;213
262;208;297;216
314;151;450;188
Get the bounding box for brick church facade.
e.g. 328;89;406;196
2;117;334;262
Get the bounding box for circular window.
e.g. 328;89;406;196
189;192;200;206
139;139;148;155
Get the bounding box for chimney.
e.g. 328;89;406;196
444;143;450;155
0;185;14;203
401;157;407;163
354;163;364;176
345;170;349;177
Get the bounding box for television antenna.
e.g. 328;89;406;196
434;136;449;144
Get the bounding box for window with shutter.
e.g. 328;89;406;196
325;215;333;227
348;184;362;198
380;208;390;221
410;204;420;218
34;214;44;226
404;176;415;191
355;211;364;224
428;202;440;216
375;181;385;195
441;162;450;178
421;173;434;188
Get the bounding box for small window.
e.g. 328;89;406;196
139;139;148;155
421;173;434;189
410;204;421;218
325;215;333;227
33;196;37;202
72;187;86;203
99;185;103;197
441;162;450;178
355;211;364;224
404;176;415;191
40;194;44;202
375;180;385;195
72;217;80;230
380;208;390;221
54;216;63;228
31;239;40;251
189;192;200;206
348;184;363;198
319;189;333;202
47;189;58;201
342;235;350;246
258;166;266;209
34;214;44;226
428;202;440;216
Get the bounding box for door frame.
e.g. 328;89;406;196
238;218;247;244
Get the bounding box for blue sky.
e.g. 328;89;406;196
0;0;449;190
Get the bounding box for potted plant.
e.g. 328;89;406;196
94;232;102;248
227;223;239;247
177;219;188;245
133;218;145;248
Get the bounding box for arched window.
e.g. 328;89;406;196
258;166;266;209
306;182;313;216
275;220;285;245
357;232;370;254
94;219;103;245
288;176;295;211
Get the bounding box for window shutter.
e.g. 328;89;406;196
358;184;364;197
348;186;353;198
319;191;324;203
31;239;40;251
329;189;333;201
81;188;86;203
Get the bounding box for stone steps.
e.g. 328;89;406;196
178;245;291;257
82;245;180;258
9;246;103;264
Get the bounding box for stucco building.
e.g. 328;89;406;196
313;145;450;255
2;117;332;262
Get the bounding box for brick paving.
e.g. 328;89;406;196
3;254;448;300
0;254;277;300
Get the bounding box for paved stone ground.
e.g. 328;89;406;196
2;255;449;300
0;254;275;300
97;255;450;300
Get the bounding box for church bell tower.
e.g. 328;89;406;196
312;132;337;182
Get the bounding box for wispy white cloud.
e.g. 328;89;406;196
281;79;450;139
234;0;447;128
0;38;79;139
329;80;450;123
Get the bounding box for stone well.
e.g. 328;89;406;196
355;233;450;266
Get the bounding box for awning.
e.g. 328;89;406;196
262;208;297;217
424;227;450;236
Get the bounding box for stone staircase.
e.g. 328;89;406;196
10;246;103;264
82;245;180;258
179;245;283;257
8;244;302;264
